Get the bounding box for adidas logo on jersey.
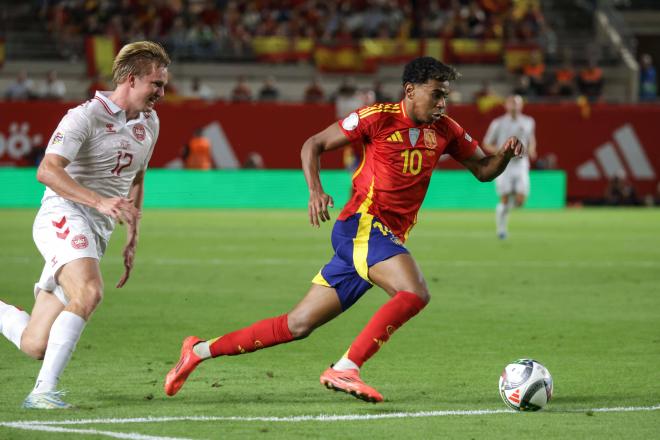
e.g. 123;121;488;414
386;131;403;143
577;124;655;180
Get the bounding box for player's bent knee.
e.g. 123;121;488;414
68;285;103;319
286;314;316;340
20;334;47;359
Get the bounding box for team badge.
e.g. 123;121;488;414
423;129;437;149
106;123;116;133
408;128;420;146
52;132;64;145
341;112;359;131
71;234;89;250
132;124;146;141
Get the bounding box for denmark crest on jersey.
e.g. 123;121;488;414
132;124;146;142
423;129;437;149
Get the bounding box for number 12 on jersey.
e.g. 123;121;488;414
111;151;133;176
401;149;422;175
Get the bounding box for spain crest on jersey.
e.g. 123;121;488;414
423;129;437;149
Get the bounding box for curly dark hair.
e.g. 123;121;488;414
402;57;460;85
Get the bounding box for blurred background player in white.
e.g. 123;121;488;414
482;95;537;239
0;41;170;409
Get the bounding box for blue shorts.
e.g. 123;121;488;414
312;213;409;310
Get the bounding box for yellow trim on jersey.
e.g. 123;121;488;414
312;271;331;287
359;108;401;120
351;143;367;180
353;179;375;283
387;130;403;143
403;214;417;242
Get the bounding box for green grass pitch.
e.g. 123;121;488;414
1;208;659;439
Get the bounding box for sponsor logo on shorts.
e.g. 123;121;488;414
132;124;146;141
71;234;89;249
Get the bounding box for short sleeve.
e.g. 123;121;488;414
337;108;382;144
45;107;91;161
444;118;479;162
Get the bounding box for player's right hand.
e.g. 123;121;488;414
97;197;139;226
308;190;334;228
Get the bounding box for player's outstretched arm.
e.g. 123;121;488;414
460;137;524;182
301;123;351;227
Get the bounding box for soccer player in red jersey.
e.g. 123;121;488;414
165;57;524;402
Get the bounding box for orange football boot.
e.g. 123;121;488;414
164;336;204;396
320;365;384;403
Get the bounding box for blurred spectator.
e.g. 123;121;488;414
231;75;252;102
551;56;576;97
639;53;657;102
303;75;326;104
334;77;362;118
182;128;213;170
37;70;66;100
522;52;546;96
257;76;280;102
578;58;604;101
474;79;503;112
604;172;639;206
4;70;35;101
512;75;531;97
87;73;109;99
372;79;392;102
243;151;265;169
183;76;215;101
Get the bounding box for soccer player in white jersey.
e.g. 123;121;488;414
0;41;170;409
482;95;537;239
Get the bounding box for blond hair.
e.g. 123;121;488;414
112;41;171;84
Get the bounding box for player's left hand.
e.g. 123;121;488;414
501;136;525;158
116;235;137;288
308;190;334;228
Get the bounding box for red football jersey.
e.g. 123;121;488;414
337;101;479;242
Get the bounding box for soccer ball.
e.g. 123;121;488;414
499;359;553;411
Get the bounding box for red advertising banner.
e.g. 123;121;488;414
0;101;657;201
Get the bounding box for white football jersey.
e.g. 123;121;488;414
42;91;159;237
483;113;535;171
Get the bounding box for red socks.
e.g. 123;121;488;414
209;314;293;358
347;291;427;367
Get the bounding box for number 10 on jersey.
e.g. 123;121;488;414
401;149;422;175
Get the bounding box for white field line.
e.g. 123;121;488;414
3;256;660;269
2;404;658;427
1;405;658;440
0;422;193;440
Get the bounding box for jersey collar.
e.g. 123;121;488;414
95;91;149;124
94;91;123;115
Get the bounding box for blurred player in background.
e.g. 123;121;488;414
0;41;169;409
482;95;537;239
165;57;524;403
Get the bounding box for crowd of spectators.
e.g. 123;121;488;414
4;70;67;101
35;0;550;61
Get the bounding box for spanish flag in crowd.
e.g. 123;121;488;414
85;36;118;77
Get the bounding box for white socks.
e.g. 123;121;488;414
192;341;211;360
496;198;515;237
0;300;30;349
33;311;86;394
333;356;360;372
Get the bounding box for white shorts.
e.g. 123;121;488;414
32;198;108;305
495;169;530;197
